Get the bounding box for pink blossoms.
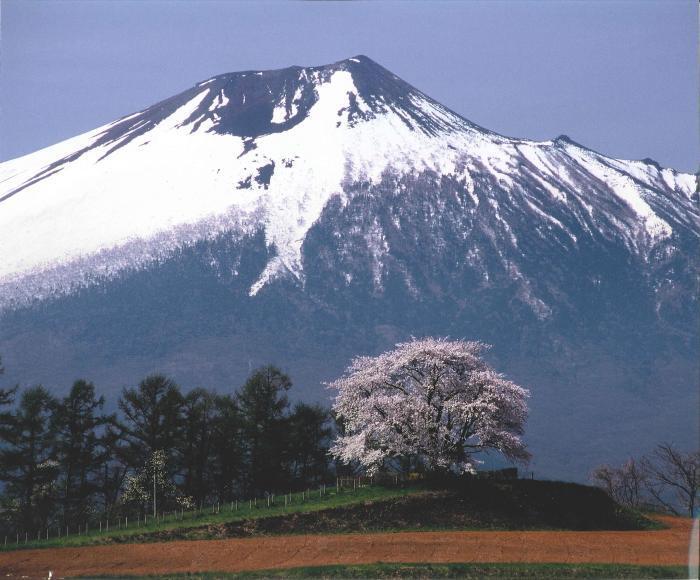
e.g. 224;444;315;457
328;337;530;474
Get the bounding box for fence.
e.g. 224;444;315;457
1;477;372;550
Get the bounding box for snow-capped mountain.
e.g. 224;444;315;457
0;56;697;479
0;55;696;309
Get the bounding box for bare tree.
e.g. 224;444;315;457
642;443;699;517
592;458;646;509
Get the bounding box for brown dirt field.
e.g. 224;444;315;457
0;516;694;579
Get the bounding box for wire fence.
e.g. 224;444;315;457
1;477;372;550
1;471;532;549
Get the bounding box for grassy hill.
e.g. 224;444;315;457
0;479;658;552
127;479;656;543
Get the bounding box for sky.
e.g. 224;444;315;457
0;0;697;172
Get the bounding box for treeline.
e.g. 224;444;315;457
0;362;334;533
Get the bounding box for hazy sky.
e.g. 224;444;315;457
1;0;697;172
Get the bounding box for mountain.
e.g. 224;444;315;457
0;55;697;479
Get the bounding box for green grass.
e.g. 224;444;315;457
84;562;690;579
0;485;420;552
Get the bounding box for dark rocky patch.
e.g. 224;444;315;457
255;162;275;189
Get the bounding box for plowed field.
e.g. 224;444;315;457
0;516;694;579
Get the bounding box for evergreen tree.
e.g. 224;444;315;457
0;356;18;440
118;374;184;473
287;403;333;485
0;386;58;529
97;423;130;513
52;380;112;520
181;388;216;502
237;366;291;494
209;393;243;501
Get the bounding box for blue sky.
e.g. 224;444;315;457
1;0;697;172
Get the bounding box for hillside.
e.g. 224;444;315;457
0;481;658;553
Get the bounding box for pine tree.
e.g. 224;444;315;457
0;386;58;529
209;393;244;501
52;380;112;520
97;423;130;513
181;388;216;502
118;374;184;474
0;356;18;440
237;366;291;494
287;403;332;485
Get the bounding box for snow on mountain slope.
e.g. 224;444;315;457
0;55;697;310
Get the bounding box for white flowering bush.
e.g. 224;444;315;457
328;337;530;475
121;449;192;510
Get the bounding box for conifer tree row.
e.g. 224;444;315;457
0;364;333;533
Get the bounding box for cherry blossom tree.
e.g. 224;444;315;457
328;337;530;475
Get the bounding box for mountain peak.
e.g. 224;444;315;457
28;55;470;171
184;53;447;139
